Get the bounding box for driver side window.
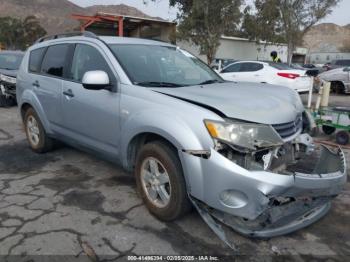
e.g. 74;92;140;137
69;44;113;83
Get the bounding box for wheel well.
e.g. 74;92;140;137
126;133;178;171
20;103;32;120
331;81;345;90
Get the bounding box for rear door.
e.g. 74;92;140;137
31;44;72;130
60;43;121;158
237;62;264;82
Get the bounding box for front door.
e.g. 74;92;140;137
61;43;121;158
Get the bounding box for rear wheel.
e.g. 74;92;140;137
135;141;191;221
331;82;345;94
336;131;349;145
24;107;54;153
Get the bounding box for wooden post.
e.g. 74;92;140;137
118;16;124;36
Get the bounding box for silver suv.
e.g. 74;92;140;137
17;32;347;244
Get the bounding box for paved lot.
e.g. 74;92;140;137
300;93;349;108
0;102;349;261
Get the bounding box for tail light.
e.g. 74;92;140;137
277;72;300;79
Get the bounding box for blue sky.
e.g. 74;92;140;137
69;0;350;26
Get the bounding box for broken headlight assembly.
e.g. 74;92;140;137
0;74;16;84
204;119;313;172
204;120;283;151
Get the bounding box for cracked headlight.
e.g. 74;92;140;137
0;74;16;84
204;120;284;151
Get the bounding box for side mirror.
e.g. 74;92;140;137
82;71;110;90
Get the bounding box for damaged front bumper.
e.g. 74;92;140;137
0;82;16;97
180;141;347;239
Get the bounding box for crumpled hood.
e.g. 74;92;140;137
152;82;304;124
0;69;18;78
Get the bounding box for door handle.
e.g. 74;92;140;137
32;81;40;88
63;89;74;98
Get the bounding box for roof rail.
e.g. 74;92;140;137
35;31;98;44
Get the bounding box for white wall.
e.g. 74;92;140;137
178;36;288;64
307;52;350;64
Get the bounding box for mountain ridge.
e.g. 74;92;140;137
0;0;159;34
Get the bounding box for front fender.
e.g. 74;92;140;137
18;89;53;135
120;109;214;168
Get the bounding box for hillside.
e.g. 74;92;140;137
303;23;350;53
0;0;157;35
0;0;87;34
86;4;157;19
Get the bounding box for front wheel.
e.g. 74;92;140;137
135;141;191;221
322;124;336;135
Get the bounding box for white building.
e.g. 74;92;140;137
179;36;289;64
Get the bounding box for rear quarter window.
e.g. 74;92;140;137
29;47;46;73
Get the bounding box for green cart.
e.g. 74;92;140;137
313;107;350;145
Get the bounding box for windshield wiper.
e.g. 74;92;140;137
198;79;223;85
135;81;186;88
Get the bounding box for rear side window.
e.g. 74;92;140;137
222;63;241;73
41;44;70;78
29;48;46;73
240;63;263;72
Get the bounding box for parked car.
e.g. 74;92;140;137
302;63;317;69
0;50;24;107
318;66;350;94
17;32;347;244
323;59;350;71
219;61;313;93
290;63;320;77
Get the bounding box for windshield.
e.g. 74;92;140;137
109;44;223;87
0;53;23;70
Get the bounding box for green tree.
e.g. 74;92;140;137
23;16;47;48
242;0;340;64
0;16;46;50
170;0;243;64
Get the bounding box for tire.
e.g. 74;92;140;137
0;95;16;107
332;82;345;94
322;124;336;135
24;107;54;153
135;141;191;221
336;131;349;145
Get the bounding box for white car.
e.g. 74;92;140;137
318;67;350;94
219;61;313;93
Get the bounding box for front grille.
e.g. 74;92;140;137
272;115;302;139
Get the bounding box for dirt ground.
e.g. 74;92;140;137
0;94;349;261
